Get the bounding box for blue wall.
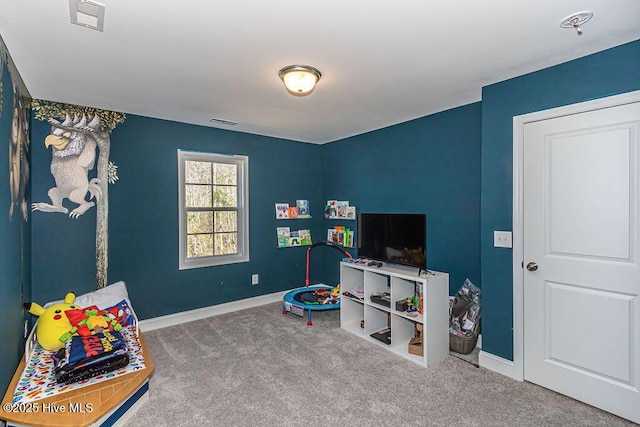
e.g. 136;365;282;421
480;39;640;361
0;58;31;396
30;115;324;319
320;103;482;293
15;34;640;387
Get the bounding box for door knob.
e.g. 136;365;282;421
526;262;538;271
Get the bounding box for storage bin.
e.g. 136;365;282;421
449;324;479;355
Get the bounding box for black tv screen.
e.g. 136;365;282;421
357;213;426;269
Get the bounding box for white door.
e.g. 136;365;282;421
523;101;640;423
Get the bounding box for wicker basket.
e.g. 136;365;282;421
449;324;479;355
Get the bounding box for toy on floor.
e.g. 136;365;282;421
282;240;352;325
24;292;78;351
299;284;340;304
331;284;340;298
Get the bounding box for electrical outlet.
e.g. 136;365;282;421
23;320;28;338
494;231;513;248
252;274;259;285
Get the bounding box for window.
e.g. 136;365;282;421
178;150;249;269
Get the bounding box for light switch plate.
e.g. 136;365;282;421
494;231;512;248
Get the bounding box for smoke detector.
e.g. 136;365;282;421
560;11;593;36
69;0;105;32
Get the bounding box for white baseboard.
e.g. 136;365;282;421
478;350;519;380
138;290;288;332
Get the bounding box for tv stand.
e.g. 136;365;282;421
340;261;449;367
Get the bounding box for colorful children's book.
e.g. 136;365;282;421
326;200;337;218
336;201;349;218
343;227;351;247
346;206;356;219
299;229;312;245
325;225;354;247
278;228;312;247
275;203;289;219
296;200;310;216
289;231;299;246
288;206;299;219
277;227;290;237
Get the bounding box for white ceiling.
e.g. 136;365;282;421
1;1;639;144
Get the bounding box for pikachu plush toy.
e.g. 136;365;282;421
24;293;78;351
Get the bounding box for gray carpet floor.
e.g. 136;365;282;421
124;302;635;426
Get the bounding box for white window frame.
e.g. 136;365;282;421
178;149;249;269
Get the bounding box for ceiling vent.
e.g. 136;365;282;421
210;117;238;126
69;0;105;32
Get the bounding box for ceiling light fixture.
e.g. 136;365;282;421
560;11;593;36
278;65;322;96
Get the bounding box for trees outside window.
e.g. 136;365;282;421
178;150;249;269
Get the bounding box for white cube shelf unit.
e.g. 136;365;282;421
340;261;449;367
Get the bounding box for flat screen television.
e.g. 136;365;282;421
357;213;426;270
